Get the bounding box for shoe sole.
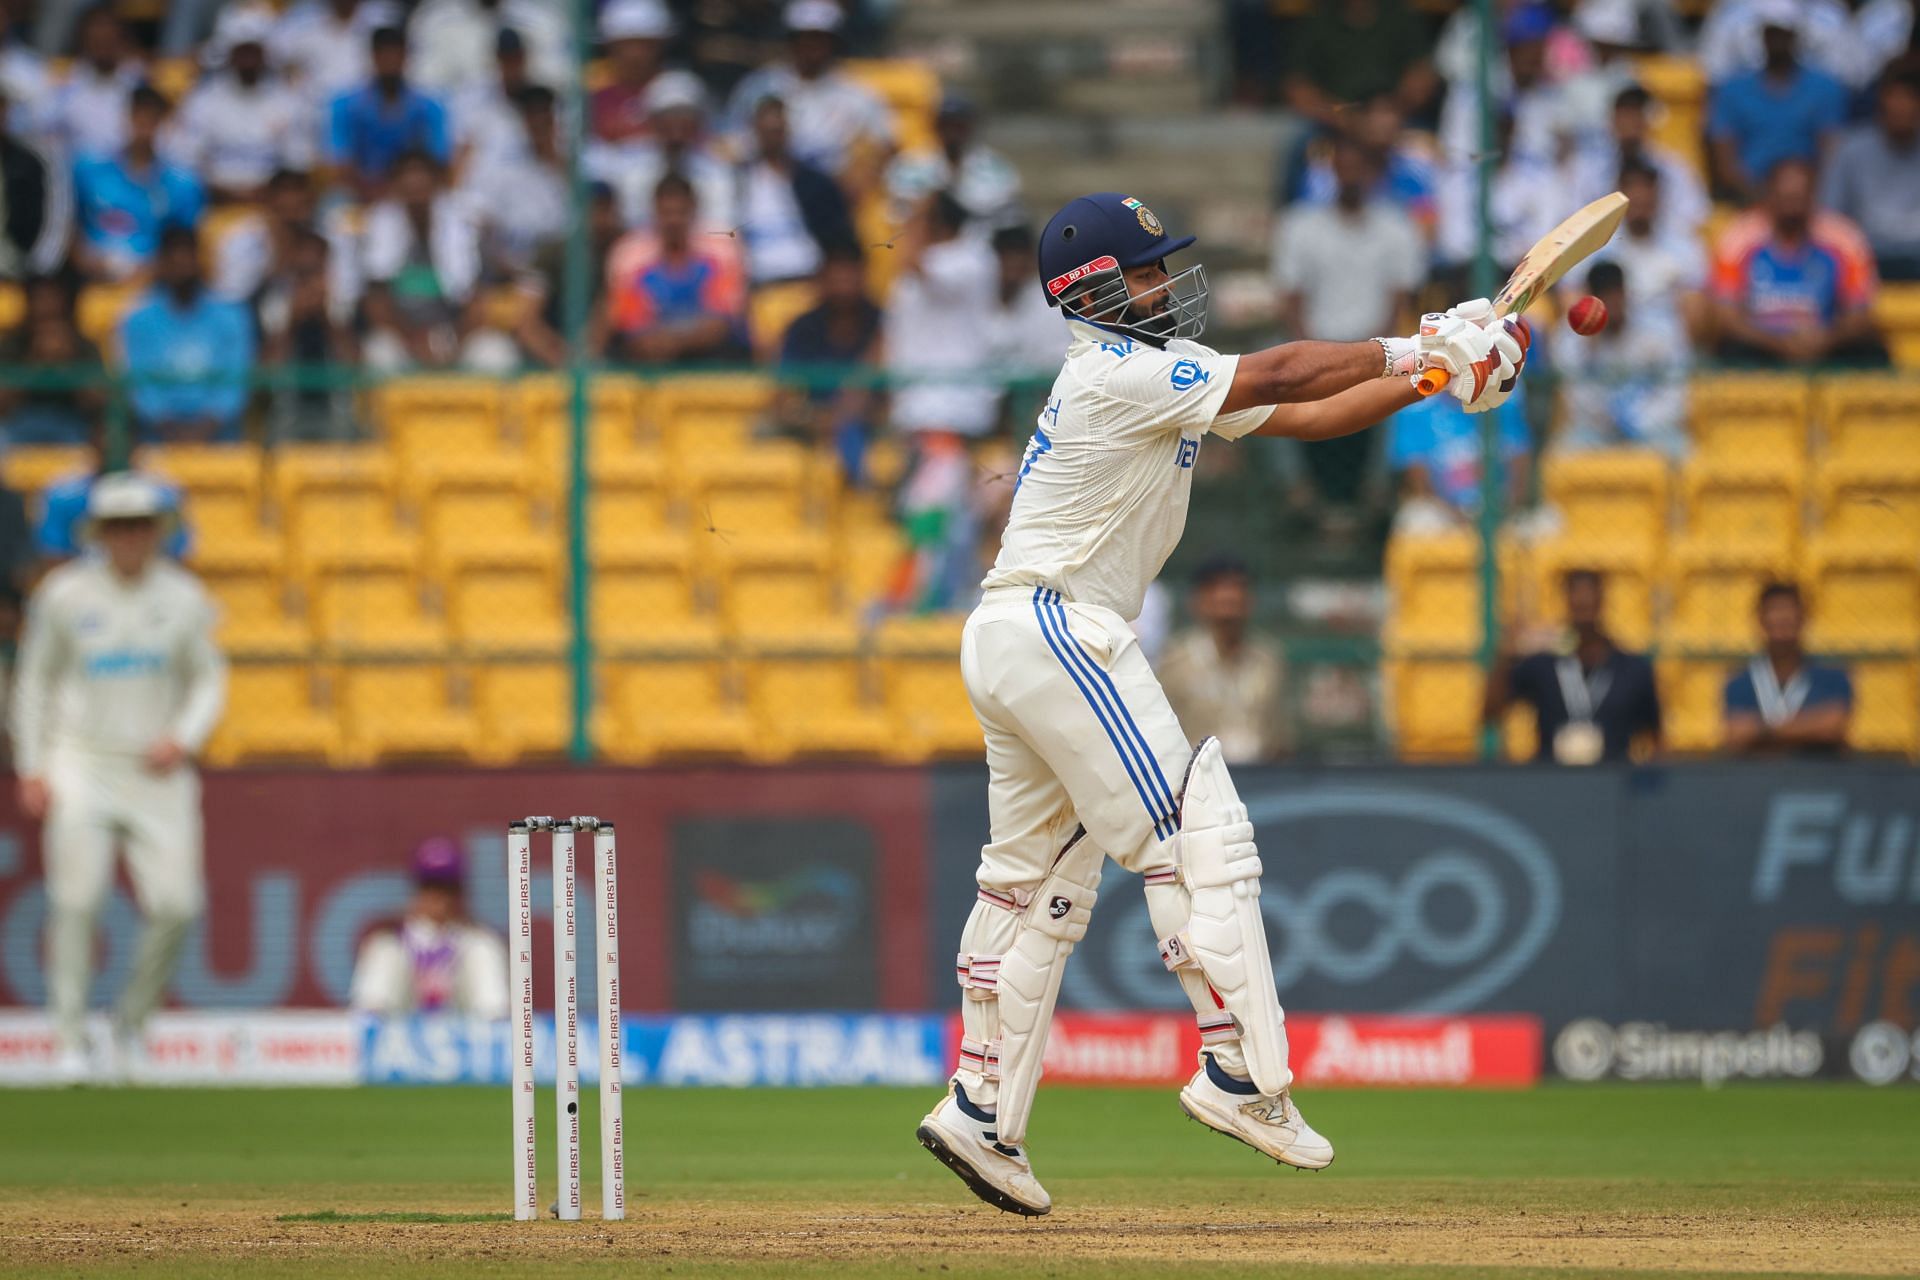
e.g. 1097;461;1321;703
1177;1092;1335;1171
915;1123;1050;1216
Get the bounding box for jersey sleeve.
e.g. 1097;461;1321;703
1093;347;1243;441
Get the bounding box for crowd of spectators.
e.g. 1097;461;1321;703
1263;0;1918;538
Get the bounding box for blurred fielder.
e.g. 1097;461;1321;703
11;473;226;1084
917;192;1528;1214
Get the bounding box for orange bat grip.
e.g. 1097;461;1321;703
1415;367;1450;396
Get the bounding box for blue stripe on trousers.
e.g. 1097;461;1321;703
1032;588;1174;839
1043;590;1179;826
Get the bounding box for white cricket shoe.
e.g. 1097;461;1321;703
50;1043;92;1087
915;1083;1052;1216
102;1023;144;1086
1179;1053;1335;1170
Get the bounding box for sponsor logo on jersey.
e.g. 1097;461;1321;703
1045;254;1119;298
1169;359;1209;390
1175;437;1199;469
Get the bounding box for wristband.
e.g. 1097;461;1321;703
1373;336;1418;379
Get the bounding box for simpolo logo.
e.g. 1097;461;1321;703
1849;1021;1920;1086
1552;1019;1824;1084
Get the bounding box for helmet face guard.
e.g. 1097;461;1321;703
1053;259;1210;345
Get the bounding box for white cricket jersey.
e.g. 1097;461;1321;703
9;556;227;774
983;317;1269;621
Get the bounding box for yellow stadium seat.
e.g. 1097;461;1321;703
144;444;279;573
1817;376;1920;465
286;490;420;576
312;568;449;654
589;458;681;562
1632;54;1708;176
742;642;891;761
875;614;981;761
844;523;909;613
1384;658;1482;760
1872;285;1920;368
603;657;754;761
274;443;397;501
1501;703;1536;763
514;374;651;476
1814;458;1920;548
4;445;90;502
749;280;819;359
842;58;940;152
1804;538;1920;653
77;282;141;347
1663;536;1796;654
1681;454;1803;548
337;662;478;765
1382;530;1481;655
375;378;517;483
424;482;557;575
1530;536;1658;651
716;538;847;642
450;565;567;656
0;281;24;330
473;661;573;763
1659;658;1736;755
687;443;815;550
593;552;721;651
1542;449;1669;551
654;374;773;457
203;566;308;658
1690;374;1811;461
204;663;339;766
1848;658;1919;757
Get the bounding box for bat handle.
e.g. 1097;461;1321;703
1415;367;1450;397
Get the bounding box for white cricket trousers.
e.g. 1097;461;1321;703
950;584;1255;1105
41;744;206;1053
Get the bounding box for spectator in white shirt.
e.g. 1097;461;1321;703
727;0;893;182
733;91;856;287
270;0;403;113
410;0;571;98
986;224;1069;392
469;85;568;276
886;93;1022;225
0;0;51;141
448;26;534;182
360;148;515;372
1580;159;1707;343
885;190;999;440
1437;112;1563;273
1700;0;1912;92
1556;259;1690;458
588;69;736;233
43;9;143;159
1274;138;1424;345
172;16;316;206
1567;84;1709;243
1439;5;1570;168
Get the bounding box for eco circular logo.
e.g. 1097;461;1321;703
1849;1021;1913;1086
1552;1018;1615;1081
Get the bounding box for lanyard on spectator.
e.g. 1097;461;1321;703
1750;658;1810;727
1555;657;1611;724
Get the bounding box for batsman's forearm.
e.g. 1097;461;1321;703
1222;339;1385;413
1252;376;1420;440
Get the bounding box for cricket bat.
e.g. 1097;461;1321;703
1416;191;1629;397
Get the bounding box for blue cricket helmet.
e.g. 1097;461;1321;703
1036;192;1208;344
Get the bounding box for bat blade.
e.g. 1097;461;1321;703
1416;192;1628;396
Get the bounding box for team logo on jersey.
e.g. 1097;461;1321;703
1169;359;1209;390
1122;196;1164;236
1176;437;1199;469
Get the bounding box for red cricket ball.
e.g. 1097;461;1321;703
1567;295;1608;336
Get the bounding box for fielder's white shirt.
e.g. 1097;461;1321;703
983;317;1269;621
9;556;227;774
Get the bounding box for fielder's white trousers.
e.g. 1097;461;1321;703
41;744;206;1053
952;585;1254;1104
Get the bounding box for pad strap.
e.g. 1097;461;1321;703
977;886;1031;913
955;952;1002;997
957;1035;1001;1080
1158;931;1200;972
1197;1011;1240;1045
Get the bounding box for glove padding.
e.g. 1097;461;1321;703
1443;299;1531;415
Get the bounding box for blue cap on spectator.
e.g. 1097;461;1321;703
411;837;465;888
1502;3;1556;44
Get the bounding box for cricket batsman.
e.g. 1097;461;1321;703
916;193;1527;1214
11;473;227;1084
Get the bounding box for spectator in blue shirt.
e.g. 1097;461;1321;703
71;86;205;282
32;421;191;564
1723;581;1853;756
119;226;256;443
1708;8;1848;202
328;27;450;201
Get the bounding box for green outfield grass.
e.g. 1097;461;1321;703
1;1083;1915;1277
